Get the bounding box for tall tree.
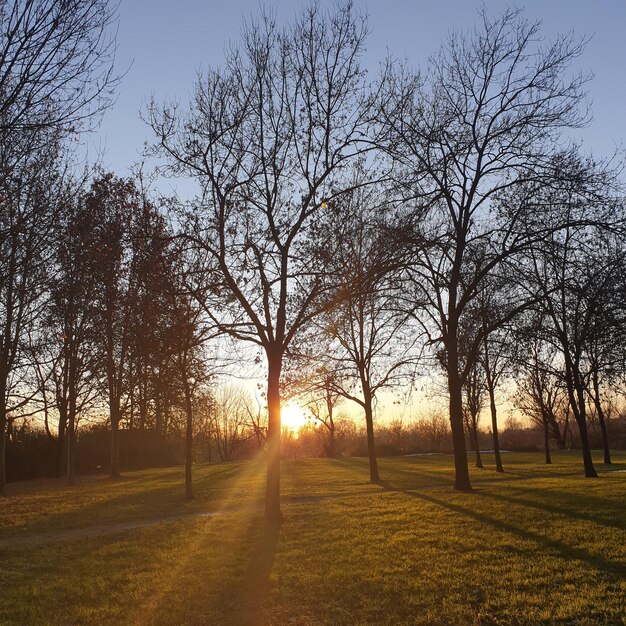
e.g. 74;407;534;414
149;3;381;521
33;184;102;483
87;174;148;478
528;216;622;477
381;9;598;490
0;0;118;493
319;185;417;483
0;141;61;491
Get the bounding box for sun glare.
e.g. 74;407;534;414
281;403;309;432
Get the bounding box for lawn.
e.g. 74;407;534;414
0;451;624;625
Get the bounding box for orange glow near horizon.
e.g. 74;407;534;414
281;403;309;433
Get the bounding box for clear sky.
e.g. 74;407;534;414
92;0;626;178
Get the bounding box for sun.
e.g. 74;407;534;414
281;402;309;432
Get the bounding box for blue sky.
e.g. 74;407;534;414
92;0;626;178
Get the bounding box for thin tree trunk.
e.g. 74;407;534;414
66;411;75;485
0;374;7;494
471;415;483;469
265;349;282;522
542;414;552;464
0;416;5;495
327;424;335;459
110;398;121;478
66;357;77;486
488;390;503;472
483;346;504;473
182;355;194;501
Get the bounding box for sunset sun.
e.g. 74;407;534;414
281;403;309;432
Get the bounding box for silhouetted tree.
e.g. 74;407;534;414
381;9;601;490
33;183;103;483
149;3;382;520
319;184;417;482
528;213;622;477
0;0;118;493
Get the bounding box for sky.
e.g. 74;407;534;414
91;0;626;179
87;0;626;421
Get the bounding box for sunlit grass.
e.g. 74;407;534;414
0;451;624;624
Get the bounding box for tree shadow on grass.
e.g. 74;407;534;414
475;485;626;531
378;482;625;581
224;518;281;625
17;463;246;531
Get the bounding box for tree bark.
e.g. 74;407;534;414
564;366;597;478
447;339;472;491
182;356;194;501
591;370;611;465
265;349;282;522
363;386;380;483
110;397;121;478
542;414;552;464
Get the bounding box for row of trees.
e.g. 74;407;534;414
146;4;626;520
0;0;119;492
2;2;626;524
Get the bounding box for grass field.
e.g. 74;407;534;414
1;451;625;625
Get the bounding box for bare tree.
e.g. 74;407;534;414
318;185;418;482
513;329;571;464
211;385;255;462
148;3;381;520
382;9;600;490
0;0;118;138
32;184;103;484
0;143;64;492
528;214;622;477
283;359;345;459
462;361;485;469
0;0;118;492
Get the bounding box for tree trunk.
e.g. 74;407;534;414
0;415;5;495
363;387;380;483
591;371;611;465
484;362;504;473
0;375;7;495
488;391;503;472
66;411;76;485
547;413;566;449
55;436;64;478
182;358;194;501
327;424;335;459
565;368;597;478
66;359;77;486
471;416;483;469
326;395;336;458
542;414;552;464
110;398;121;478
447;344;472;491
265;349;282;522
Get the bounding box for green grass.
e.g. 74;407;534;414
1;451;625;625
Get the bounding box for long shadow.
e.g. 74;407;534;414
3;462;248;539
225;518;281;625
378;481;625;580
477;486;626;531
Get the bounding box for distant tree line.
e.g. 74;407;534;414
2;2;626;522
